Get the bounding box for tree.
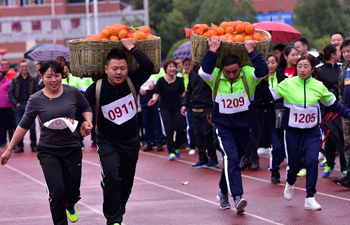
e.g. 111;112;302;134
195;0;257;25
173;0;202;26
294;0;350;39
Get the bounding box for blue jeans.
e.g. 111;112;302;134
15;103;37;147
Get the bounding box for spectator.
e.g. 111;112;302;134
293;37;319;64
1;59;17;80
8;60;39;152
278;46;298;78
273;44;286;62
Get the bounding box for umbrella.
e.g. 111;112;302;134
172;41;192;59
253;21;302;43
26;44;70;61
24;43;50;59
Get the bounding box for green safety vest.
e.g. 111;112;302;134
273;75;335;107
62;73;93;92
204;66;261;101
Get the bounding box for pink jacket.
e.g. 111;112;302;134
0;77;12;108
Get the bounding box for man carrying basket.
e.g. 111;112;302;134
84;38;154;225
198;38;269;214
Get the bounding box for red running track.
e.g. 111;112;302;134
1;133;350;225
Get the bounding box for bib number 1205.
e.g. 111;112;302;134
221;97;245;108
108;100;134;120
293;113;316;124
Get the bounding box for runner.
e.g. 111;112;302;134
84;38;154;225
199;38;269;214
1;60;93;225
262;55;350;210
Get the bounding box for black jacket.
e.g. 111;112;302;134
316;62;341;98
182;68;213;109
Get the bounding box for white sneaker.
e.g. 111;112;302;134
189;149;196;155
304;197;321;210
284;182;294;201
257;147;270;156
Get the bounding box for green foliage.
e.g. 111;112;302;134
166;38;190;60
122;16;144;28
292;25;316;48
158;9;188;57
294;0;350;39
314;36;332;52
195;0;257;25
173;0;202;26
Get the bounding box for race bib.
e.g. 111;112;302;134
288;105;318;129
216;91;250;114
43;117;78;132
101;93;137;125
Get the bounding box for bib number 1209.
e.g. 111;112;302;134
221;97;245;108
108;100;134;120
293;113;316;124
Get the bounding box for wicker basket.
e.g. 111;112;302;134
69;37;161;79
190;29;271;68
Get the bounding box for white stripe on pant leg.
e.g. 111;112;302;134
269;144;273;171
215;128;232;197
185;113;191;146
283;130;289;179
158;108;166;137
97;146;105;187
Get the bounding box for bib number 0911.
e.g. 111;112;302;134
108;101;134;120
293;113;316;123
221;97;245;108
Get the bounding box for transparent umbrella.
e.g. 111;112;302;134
26;44;70;61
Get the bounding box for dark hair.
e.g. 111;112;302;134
163;59;177;71
331;32;344;38
294;37;308;46
297;55;317;78
278;45;298;69
18;60;27;65
221;55;241;67
340;40;350;50
39;60;63;77
1;59;8;63
273;44;286;52
56;56;66;62
105;48;127;65
267;53;278;63
182;58;191;65
317;44;337;62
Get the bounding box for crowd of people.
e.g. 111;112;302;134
1;31;350;224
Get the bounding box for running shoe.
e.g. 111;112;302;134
333;176;350;189
271;172;281;184
234;195;247;215
89;143;97;151
216;191;231;209
319;158;327;167
207;159;219;168
304;197;321;210
284;182;294;201
175;149;180;158
168;153;176;161
188;149;196;155
192;160;208;169
321;166;333;178
342;171;348;177
297;168;306;177
66;206;78;223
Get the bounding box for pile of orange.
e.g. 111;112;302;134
84;23;155;41
185;21;266;43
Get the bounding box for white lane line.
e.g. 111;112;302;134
82;159;283;225
139;152;350;202
3;164;104;216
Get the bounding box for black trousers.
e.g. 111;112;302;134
192;108;217;161
37;146;82;225
0;108;14;145
160;109;185;154
97;134;139;225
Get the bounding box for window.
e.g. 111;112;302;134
68;0;104;3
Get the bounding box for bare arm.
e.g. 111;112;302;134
147;93;159;106
1;126;28;165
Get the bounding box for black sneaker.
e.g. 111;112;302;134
31;146;38;152
239;156;251;170
207;159;219;168
250;160;260;170
156;143;163;151
271;172;281;184
143;144;153;152
192;160;208;169
234;195;247;215
216;191;231;209
333;176;350;189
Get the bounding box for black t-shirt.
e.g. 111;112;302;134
84;48;154;141
155;76;184;111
